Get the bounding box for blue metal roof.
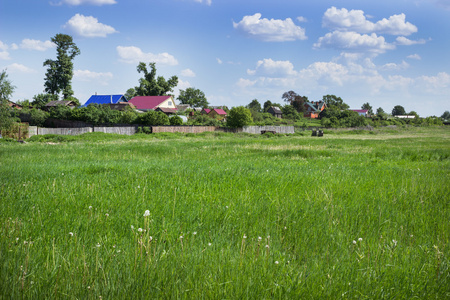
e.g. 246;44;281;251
83;95;127;107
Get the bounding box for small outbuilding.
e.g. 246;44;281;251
267;106;283;119
44;100;78;111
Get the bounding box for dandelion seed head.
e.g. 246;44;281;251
208;243;212;246
275;261;279;264
131;225;134;230
358;238;362;242
96;243;100;248
193;232;197;235
69;232;73;236
105;213;109;217
243;235;247;239
89;206;92;209
138;228;143;232
143;210;150;217
258;236;262;241
149;236;153;241
265;244;269;248
352;240;357;245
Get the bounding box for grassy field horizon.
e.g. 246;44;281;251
1;126;449;298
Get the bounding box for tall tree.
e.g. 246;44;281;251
178;87;209;107
43;34;80;99
361;102;373;115
292;95;307;113
0;70;16;131
134;62;178;96
124;88;136;101
282;90;299;104
247;99;261;112
322;95;349;110
441;110;450;121
392;105;406;116
263;100;273;112
226;106;253;128
31;93;58;108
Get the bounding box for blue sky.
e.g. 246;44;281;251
1;0;449;117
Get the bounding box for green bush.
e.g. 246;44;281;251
169;115;183;125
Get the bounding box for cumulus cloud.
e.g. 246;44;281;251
63;14;118;38
193;0;212;5
0;41;11;60
52;0;116;6
20;39;56;51
380;61;409;71
180;69;196;77
236;78;257;88
323;7;417;36
407;54;421;60
116;46;178;65
299;62;349;86
314;31;395;53
74;69;113;85
233;13;307;42
5;63;36;73
418;72;450;90
247;59;297;77
395;36;427;46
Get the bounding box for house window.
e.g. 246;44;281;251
168;101;172;106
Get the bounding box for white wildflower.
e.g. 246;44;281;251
143;210;150;217
358;238;363;242
193;232;197;235
179;235;183;239
149;236;153;241
131;225;134;230
275;261;279;264
89;206;92;209
138;228;143;232
105;213;109;217
243;234;247;239
265;244;269;248
69;232;73;236
258;236;262;241
352;240;357;245
96;243;100;248
208;243;212;246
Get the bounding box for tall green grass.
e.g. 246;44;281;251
1;127;449;298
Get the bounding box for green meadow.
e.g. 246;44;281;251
1;127;449;299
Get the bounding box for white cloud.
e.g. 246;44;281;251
53;0;116;5
5;63;36;73
314;31;395;53
63;14;118;38
395;36;427;46
0;51;10;60
216;58;223;64
247;58;297;77
236;78;257;88
193;0;212;5
116;46;178;65
418;72;450;90
299;62;349;86
297;16;307;23
180;69;196;77
20;39;56;51
380;61;409;71
233;13;307;42
407;54;421;60
74;69;113;85
323;7;417;36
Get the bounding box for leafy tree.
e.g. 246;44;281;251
31;93;58;108
282;104;300;120
0;70;16;131
124;88;136;101
282;90;299;104
178;87;209;108
408;111;419;118
247;99;261;112
322;95;349;110
361;102;373;115
263;100;273;112
226;106;253;128
139;110;170;126
376;107;385;115
169;115;183;125
134;62;178;96
43;33;80;99
292;95;307;113
29;108;49;126
441;110;450;121
392;105;406;116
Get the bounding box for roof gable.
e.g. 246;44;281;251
84;95;127;106
268;106;282;114
128;96;173;110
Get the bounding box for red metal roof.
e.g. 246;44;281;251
128;96;172;110
210;108;227;115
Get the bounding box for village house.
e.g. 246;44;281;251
108;102;136;111
155;107;177;115
304;101;327;119
208;108;227;120
350;109;369;117
84;94;128;106
201;108;211;115
44;100;78;111
267;106;283;118
128;96;176;112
